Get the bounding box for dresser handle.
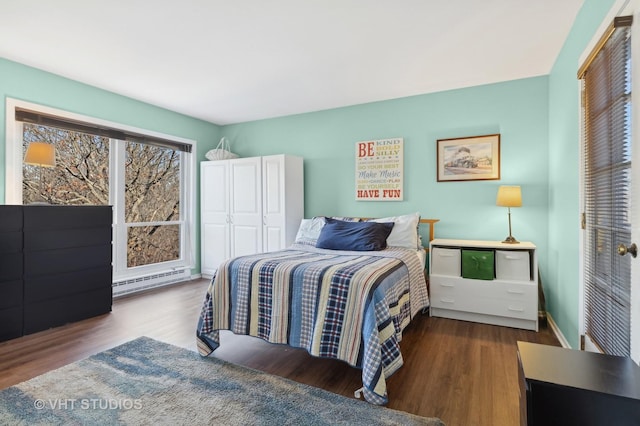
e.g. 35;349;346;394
440;298;455;304
508;306;524;312
440;283;455;288
507;289;524;295
504;255;520;260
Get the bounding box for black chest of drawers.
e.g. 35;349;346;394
0;205;112;341
0;206;24;341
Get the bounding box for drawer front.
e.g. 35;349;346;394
0;306;23;342
0;231;22;254
429;276;463;308
24;244;112;278
496;250;531;281
0;279;23;310
24;266;112;303
24;205;112;231
431;248;461;276
490;281;538;319
0;205;22;232
24;286;112;334
430;276;537;320
24;227;112;251
0;252;23;282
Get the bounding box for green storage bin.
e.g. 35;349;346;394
461;249;494;280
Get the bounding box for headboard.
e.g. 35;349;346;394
420;219;440;253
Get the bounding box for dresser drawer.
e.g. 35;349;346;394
0;306;23;342
431;248;461;276
24;244;112;278
496;250;531;281
0;279;22;310
430;276;537;320
0;252;23;282
0;231;22;254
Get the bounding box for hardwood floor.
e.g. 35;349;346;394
0;278;560;425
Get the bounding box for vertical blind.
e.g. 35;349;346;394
580;16;632;356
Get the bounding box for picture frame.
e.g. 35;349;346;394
437;134;500;182
355;138;404;201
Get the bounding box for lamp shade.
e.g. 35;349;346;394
496;185;522;207
24;142;56;167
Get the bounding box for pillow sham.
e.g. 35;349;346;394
369;212;421;249
316;218;394;251
294;217;326;245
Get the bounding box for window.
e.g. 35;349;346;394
579;16;633;357
6;99;196;288
22;123;110;205
124;141;181;268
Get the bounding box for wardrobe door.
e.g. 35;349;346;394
229;157;262;258
200;161;231;275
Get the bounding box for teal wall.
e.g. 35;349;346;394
0;57;222;272
547;0;616;348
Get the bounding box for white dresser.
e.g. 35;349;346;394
429;239;538;331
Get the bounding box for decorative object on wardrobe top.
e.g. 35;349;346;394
496;185;522;244
205;137;239;161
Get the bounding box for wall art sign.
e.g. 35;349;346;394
355;138;403;201
437;134;500;182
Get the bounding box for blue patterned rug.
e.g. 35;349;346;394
0;337;444;425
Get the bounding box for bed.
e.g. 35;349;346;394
196;213;438;405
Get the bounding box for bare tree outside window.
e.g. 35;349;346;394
22;124;182;269
125;142;181;268
23;124;109;205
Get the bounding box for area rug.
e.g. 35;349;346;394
0;336;444;425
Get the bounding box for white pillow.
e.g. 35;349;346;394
371;212;420;249
294;217;326;245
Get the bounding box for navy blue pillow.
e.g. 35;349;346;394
315;218;394;251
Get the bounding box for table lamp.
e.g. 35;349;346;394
496;185;522;244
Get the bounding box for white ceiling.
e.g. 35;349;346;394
0;0;584;125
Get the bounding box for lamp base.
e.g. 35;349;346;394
502;235;520;244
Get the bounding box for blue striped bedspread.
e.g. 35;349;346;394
196;243;429;405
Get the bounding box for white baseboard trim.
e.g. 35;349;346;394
546;312;572;349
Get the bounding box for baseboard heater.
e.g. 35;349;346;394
112;268;191;297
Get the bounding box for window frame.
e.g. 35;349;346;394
4;98;197;282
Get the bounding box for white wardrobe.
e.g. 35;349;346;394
200;154;304;276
